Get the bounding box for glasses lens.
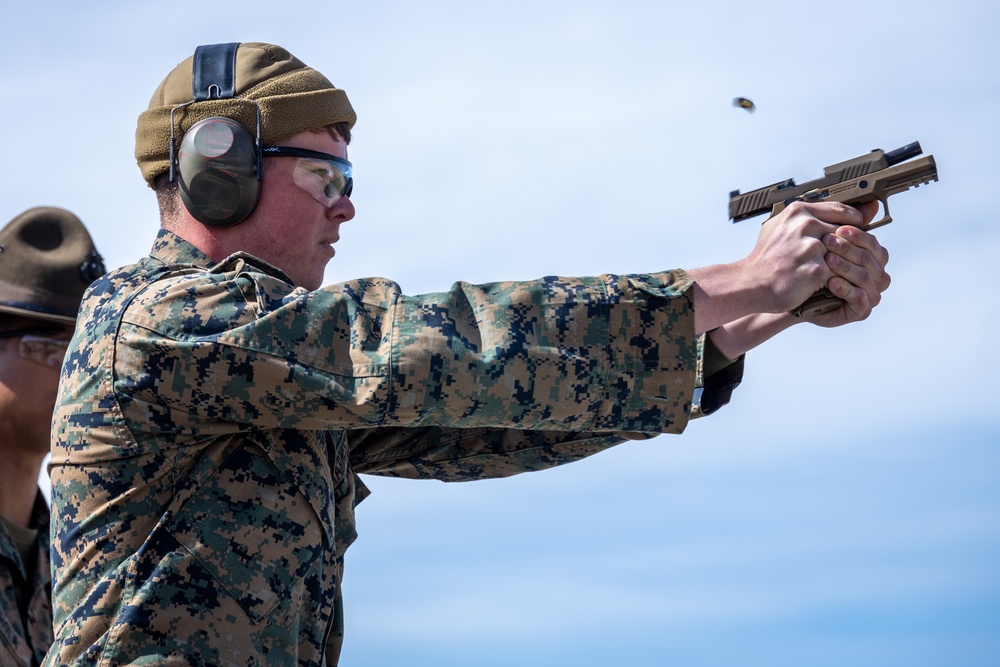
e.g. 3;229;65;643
19;335;70;367
291;157;352;208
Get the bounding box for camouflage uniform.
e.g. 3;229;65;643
46;229;742;666
1;493;53;667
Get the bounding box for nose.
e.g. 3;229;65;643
327;195;355;223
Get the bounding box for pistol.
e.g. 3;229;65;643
728;142;938;318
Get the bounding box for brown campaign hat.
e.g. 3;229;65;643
0;207;105;326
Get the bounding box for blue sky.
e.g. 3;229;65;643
3;1;997;665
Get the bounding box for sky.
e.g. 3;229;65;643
3;1;998;665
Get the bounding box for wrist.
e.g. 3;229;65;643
688;260;772;333
709;312;797;358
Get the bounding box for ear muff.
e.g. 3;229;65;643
171;42;263;228
177;116;261;227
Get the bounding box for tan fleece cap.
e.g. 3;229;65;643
135;42;356;187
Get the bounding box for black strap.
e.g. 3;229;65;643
699;354;745;416
192;42;240;101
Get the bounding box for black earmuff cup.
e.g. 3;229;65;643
177;117;261;227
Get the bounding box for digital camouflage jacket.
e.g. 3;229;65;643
1;493;53;667
45;229;741;666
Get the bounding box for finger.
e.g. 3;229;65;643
855;200;880;227
825;251;871;291
801;201;867;227
828;275;871;322
831;230;891;294
830;227;890;269
825;251;882;308
826;253;891;324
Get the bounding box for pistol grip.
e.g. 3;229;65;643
791;288;843;319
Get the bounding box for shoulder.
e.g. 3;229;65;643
119;254;299;337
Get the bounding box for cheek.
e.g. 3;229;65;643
4;364;60;421
32;367;63;403
258;177;322;233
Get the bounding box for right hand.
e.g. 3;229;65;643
742;200;879;313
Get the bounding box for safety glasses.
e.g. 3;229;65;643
0;328;71;367
262;146;354;208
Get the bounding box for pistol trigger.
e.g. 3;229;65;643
863;197;893;231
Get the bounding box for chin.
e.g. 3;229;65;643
298;274;325;291
288;262;328;292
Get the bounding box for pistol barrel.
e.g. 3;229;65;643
884;142;923;166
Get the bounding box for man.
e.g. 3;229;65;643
46;42;889;666
0;207;104;667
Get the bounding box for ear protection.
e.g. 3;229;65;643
170;43;263;228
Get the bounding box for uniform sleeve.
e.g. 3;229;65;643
692;332;745;418
117;258;713;438
346;426;655;482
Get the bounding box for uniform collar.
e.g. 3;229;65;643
147;228;297;286
148;228;216;270
0;491;49;575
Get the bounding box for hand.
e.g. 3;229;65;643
743;200;874;313
809;219;891;327
687;200;887;337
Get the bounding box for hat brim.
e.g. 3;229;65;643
0;301;77;326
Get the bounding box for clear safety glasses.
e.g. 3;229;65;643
262;146;354;208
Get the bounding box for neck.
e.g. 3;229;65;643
0;450;44;528
167;219;235;264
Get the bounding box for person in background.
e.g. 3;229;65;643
0;206;104;667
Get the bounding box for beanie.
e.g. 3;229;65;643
135;42;356;187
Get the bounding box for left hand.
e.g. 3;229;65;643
809;204;891;327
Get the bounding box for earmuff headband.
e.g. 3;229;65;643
192;43;238;101
168;43;266;227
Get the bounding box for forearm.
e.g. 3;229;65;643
687;261;773;334
386;271;700;433
708;312;797;359
687;258;808;359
